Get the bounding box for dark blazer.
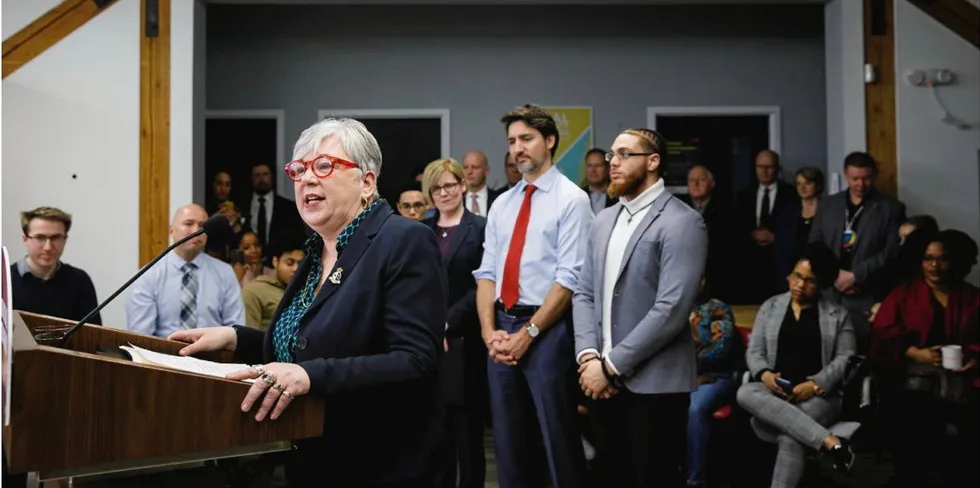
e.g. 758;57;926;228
235;201;447;486
678;194;735;290
581;185;619;209
808;190;906;300
735;181;798;235
463;186;504;215
773;200;819;289
423;209;487;407
242;193;310;251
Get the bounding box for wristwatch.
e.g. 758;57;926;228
525;322;540;338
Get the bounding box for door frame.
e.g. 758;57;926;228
316;109;452;158
647;105;782;194
205;109;288;197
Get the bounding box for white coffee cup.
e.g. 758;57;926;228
941;345;963;370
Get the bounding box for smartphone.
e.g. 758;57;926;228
775;377;795;395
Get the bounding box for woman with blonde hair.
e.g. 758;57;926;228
421;157;489;488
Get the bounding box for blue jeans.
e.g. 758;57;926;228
686;376;736;484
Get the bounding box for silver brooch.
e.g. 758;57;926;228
328;267;343;285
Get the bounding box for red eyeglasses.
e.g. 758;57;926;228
284;155;359;181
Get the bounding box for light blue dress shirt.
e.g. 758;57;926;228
473;165;593;306
126;251;245;337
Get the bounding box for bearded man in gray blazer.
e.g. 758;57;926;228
572;128;708;488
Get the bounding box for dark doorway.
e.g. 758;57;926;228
205;117;279;213
655;115;771;203
347;117;443;209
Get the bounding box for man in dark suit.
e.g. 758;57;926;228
809;151;905;352
581;148;618;214
678;165;735;302
462;151;503;217
501;152;521;191
735;150;798;303
243;163;309;255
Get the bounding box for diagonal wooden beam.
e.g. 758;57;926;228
140;0;171;267
2;0;119;79
908;0;980;49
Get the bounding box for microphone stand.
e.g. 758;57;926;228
36;228;210;348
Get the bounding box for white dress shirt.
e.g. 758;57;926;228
597;179;665;373
755;183;777;227
250;191;275;235
466;186;489;216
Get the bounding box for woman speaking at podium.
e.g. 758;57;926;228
171;118;448;487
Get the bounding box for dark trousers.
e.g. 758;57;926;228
593;390;689;488
487;312;586;488
441;405;487;488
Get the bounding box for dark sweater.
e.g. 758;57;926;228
10;262;101;324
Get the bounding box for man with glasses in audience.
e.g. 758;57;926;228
396;181;430;221
10;206;101;324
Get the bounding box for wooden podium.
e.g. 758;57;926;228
2;311;324;485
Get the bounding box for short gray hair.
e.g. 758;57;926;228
292;118;383;196
688;164;714;183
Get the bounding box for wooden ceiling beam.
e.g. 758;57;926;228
908;0;980;49
2;0;119;79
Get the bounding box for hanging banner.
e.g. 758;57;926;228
544;107;593;185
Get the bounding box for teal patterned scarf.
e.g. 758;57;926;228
272;199;382;363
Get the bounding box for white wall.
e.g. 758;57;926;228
1;0;63;40
894;0;980;285
824;0;867;193
1;0;198;327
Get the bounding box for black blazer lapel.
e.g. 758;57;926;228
306;203;395;314
447;211;474;264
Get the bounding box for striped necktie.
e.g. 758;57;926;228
180;263;199;329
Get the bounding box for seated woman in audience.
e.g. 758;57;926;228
774;166;825;288
870;229;979;488
687;274;738;487
420;157;489;488
736;243;857;488
868;217;941;321
235;231;273;287
170;117;447;486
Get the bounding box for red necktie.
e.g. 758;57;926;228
501;184;537;309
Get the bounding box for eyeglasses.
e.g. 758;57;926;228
605;149;654;162
789;272;817;288
284;155;358;181
398;202;427;211
26;234;67;246
430;182;460;195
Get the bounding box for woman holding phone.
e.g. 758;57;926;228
735;243;857;487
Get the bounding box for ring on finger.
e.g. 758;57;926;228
260;372;277;385
251;365;266;375
272;383;285;392
281;390;294;399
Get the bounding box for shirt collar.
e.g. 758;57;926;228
168;250;207;270
17;257;62;280
622;178;665;214
515;164;559;194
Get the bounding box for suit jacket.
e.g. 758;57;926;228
572;190;708;394
423;209;488;407
746;292;856;394
242;193;310;251
581;185;619;210
808;190;906;300
736;181;798;235
679;194;735;296
463;186;503;215
234;201;447;485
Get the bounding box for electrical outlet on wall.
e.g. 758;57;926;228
904;68;955;86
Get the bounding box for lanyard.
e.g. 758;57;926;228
844;205;864;231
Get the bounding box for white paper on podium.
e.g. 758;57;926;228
120;344;256;383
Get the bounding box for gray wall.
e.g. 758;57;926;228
206;4;826;188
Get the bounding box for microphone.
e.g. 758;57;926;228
42;214;233;347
